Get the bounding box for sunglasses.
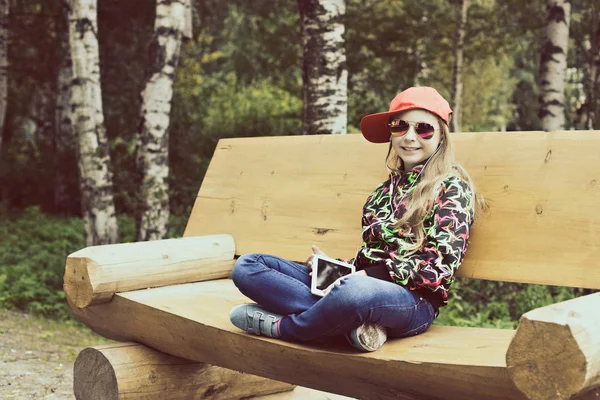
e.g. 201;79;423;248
388;119;437;140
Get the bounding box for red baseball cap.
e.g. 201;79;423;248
360;86;452;143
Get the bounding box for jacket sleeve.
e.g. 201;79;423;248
386;176;474;297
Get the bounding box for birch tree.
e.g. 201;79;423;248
0;0;8;151
297;0;347;135
451;0;469;133
69;0;118;245
135;0;187;241
539;0;571;131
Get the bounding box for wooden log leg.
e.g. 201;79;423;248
506;293;600;400
73;342;295;400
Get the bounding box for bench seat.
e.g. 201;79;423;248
70;278;526;400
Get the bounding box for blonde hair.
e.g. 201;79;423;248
385;118;486;255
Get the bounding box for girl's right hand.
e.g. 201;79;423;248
305;245;327;275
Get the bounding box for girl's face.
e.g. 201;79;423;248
390;109;443;171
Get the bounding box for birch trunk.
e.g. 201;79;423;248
55;8;74;211
451;0;469;133
539;0;571;131
183;0;193;40
69;0;118;245
135;0;186;241
297;0;347;135
0;0;8;152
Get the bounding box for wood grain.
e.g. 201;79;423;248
64;235;235;308
184;132;600;289
506;293;600;400
68;278;526;400
73;342;295;400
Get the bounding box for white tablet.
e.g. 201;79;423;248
310;255;355;297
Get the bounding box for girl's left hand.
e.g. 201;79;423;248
322;270;368;296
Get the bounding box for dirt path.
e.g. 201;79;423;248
0;309;354;400
0;309;108;399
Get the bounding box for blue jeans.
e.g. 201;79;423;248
231;253;436;342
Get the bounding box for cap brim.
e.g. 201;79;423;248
360;111;398;143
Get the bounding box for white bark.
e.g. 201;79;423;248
451;0;469;133
297;0;347;135
539;0;571;131
69;0;118;245
135;0;186;241
183;0;193;40
0;0;8;151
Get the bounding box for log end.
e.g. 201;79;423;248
74;347;118;400
63;256;97;309
506;317;587;400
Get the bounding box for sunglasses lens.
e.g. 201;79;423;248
415;123;435;139
389;120;409;134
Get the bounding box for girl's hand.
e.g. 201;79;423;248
305;245;327;276
322;270;367;296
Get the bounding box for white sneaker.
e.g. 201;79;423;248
346;322;387;352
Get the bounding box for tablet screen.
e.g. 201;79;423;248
315;258;354;290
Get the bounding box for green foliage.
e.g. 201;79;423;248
0;207;188;319
5;0;600;216
0;207;84;318
435;277;590;329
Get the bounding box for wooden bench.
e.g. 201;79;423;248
65;132;600;400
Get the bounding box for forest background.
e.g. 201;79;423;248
0;0;598;327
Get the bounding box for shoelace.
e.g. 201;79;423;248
250;310;278;337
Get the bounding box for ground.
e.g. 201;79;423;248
0;309;351;400
0;309;109;399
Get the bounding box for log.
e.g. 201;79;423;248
69;279;528;400
506;293;600;400
64;234;235;308
73;342;296;400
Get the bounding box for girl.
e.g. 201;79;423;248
229;86;484;352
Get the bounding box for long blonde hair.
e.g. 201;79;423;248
385;118;486;255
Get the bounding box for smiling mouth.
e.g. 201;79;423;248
401;146;421;151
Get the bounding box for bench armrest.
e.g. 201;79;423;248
64;234;235;309
506;292;600;400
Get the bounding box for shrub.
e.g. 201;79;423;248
435;277;591;329
0;207;188;319
0;207;84;318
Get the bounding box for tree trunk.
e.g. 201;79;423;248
183;0;193;40
0;0;8;152
297;0;347;135
451;0;469;133
68;0;118;245
539;0;571;131
135;0;186;241
55;6;74;213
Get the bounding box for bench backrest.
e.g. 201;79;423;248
184;131;600;289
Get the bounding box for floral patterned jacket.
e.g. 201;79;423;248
346;165;475;310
